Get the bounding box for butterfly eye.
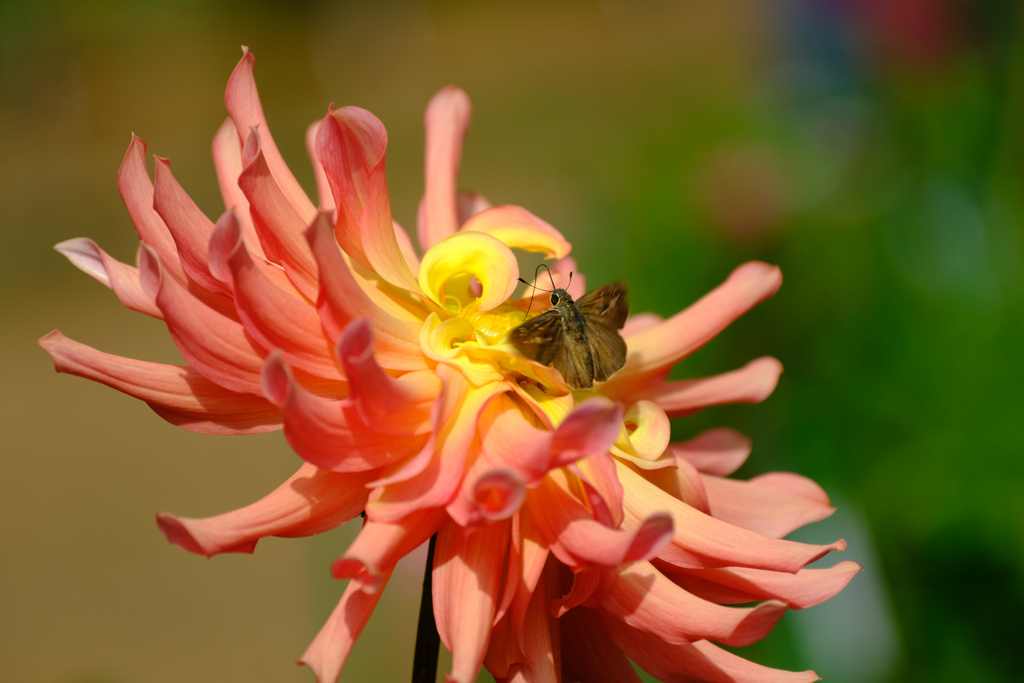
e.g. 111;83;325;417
550;293;559;306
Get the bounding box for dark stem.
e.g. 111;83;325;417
411;533;440;683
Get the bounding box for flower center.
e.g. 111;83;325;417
461;302;527;346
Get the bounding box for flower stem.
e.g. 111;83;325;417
411;533;440;683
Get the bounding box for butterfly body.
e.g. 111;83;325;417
510;281;629;390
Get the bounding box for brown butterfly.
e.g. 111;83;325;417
510;273;629;390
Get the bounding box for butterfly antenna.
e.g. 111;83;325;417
567;271;573;291
545;264;557;291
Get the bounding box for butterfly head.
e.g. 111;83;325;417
549;289;572;307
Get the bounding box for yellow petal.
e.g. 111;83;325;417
419;231;518;312
461;205;571;259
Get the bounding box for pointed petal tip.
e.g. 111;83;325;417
156;512;209;557
626;511;675;562
54;238;112;287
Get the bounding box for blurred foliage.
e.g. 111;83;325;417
2;1;1022;682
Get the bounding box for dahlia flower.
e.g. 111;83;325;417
41;48;858;683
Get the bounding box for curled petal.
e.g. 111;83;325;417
418;86;472;251
527;470;673;569
612;400;670;463
634;357;783;417
117;134;187;284
238;128;320;299
261;353;424;472
433;518;510;683
156;463;373;557
702;472;837;539
616;461;844;572
447;455;526;528
39;331;280;434
480;394;622;487
210;212;344;381
211;117;264;258
367;371;508;522
153;156;230;297
300;567;393;683
332;507;447;594
225;47;316;223
460;205;571;259
600;610;821;683
138;243;266;396
305;213;426;370
337;318;438;435
316;105;419;292
603;261;782;395
601;561;787;647
419;231;518;312
656;560;862;610
54;238;161;318
670;428;751;476
305;119;335;212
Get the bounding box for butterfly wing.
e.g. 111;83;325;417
552;335;595;390
585;319;627;383
510;309;564;366
576;281;629;330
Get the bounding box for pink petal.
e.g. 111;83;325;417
316;105;419;292
617;461;845;572
560;607;642;683
601;561;787;647
570;452;625;528
418;86;472;251
456;190;492;226
156;462;373;557
622;312;664;337
238;128;320;300
527;472;673;569
637;457;711;515
447;455;526;528
39;330;281;434
305;119;335;213
117;135;188;286
366;372;508;522
54;238;162;318
138;244;266;396
460;205;571;260
209;212;344;381
337;318;437;435
433;518;510;683
224;47;316;224
152;156;231;297
305;213;426;370
603;261;783;396
549;566;603;618
701;472;837;539
632;357;783;417
299;566;393;683
655;559;862;610
500;563;558;683
600;610;820;683
261;353;425;473
332;507;447;594
211;117;265;259
670;428;751;476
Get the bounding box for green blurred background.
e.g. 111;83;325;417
2;0;1022;681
